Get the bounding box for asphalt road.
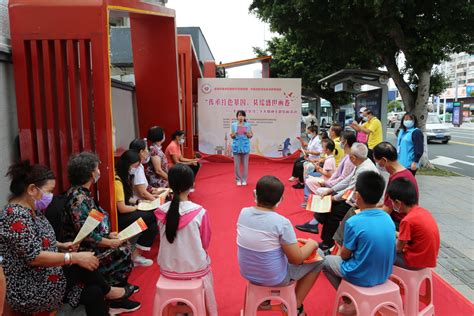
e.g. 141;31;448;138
386;127;474;178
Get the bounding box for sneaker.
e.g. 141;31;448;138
289;176;297;182
295;222;319;234
126;284;140;294
109;299;141;314
242;181;247;186
338;302;356;315
236;181;242;186
133;255;153;267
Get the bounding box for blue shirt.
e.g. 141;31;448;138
236;207;297;286
231;122;251;154
341;209;396;287
397;128;424;168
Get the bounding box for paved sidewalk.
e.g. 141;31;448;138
417;175;474;302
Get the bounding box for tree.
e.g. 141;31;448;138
388;100;402;113
253;36;356;116
250;0;474;130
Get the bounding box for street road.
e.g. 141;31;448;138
386;127;474;177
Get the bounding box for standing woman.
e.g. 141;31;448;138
396;113;424;175
230;110;253;186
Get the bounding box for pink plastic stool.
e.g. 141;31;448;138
241;281;297;316
390;266;434;316
333;279;404;316
152;276;206;316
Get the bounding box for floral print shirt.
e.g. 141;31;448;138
146;143;169;188
0;204;69;314
63;186;133;286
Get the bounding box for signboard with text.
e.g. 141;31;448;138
198;78;302;157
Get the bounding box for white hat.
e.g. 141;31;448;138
359;107;368;113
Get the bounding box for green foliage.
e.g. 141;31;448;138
388;100;402;112
250;0;474;112
254;36;353;108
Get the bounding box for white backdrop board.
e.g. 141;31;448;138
198;78;301;158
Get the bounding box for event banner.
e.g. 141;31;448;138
198;78;301;158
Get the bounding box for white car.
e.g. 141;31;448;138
426;113;451;144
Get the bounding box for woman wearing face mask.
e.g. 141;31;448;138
63;152;141;313
146;126;169;188
115;150;159;267
396;113;424;175
129;138;160;202
165;130;200;176
290;125;322;188
230;110;253;186
0;161;117;315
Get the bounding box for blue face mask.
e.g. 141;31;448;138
403;120;414;129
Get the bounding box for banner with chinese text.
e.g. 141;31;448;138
198;78;301;157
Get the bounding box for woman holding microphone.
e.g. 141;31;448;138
230;110;253;186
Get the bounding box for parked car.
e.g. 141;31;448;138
387;112;404;128
426;113;451;144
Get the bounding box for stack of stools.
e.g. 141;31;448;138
333;279;404;315
241;281;297;316
390;266;435;316
152;276;206;315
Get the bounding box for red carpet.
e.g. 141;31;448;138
128;161;474;315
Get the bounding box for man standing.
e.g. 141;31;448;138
304;109;318;129
351;108;382;162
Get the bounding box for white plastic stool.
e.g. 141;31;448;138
152;276;206;316
241;281;297;316
333;279;404;316
390;266;434;316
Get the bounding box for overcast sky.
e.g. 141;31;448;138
167;0;276;78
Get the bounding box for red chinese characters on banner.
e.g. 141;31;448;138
208;98;248;106
208;97;292;108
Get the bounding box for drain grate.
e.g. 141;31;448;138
438;241;474;289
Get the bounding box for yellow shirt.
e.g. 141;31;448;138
114;175;125;203
333;137;344;167
363;117;383;149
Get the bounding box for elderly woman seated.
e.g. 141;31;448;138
62;152;141;313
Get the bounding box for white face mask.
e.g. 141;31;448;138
143;154;151;164
129;167;138;175
376;160;387;173
179;138;185;145
94;171;100;183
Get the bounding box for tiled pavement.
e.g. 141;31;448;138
417;175;474;302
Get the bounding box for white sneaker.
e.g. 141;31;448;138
289;176;297;182
133;255;153;267
242;181;247;186
338;302;356;315
237;181;242;186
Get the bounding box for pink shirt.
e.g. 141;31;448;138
165;141;181;168
322;155;336;180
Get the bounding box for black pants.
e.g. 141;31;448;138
189;162;200;177
118;210;158;249
292;157;306;183
315;200;352;246
64;266;110;316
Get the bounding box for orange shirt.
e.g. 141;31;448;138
165;141;181;168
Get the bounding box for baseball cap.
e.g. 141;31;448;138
359;107;368;113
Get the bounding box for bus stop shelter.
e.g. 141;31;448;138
319;69;390;139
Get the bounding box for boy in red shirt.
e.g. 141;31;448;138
387;178;440;269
